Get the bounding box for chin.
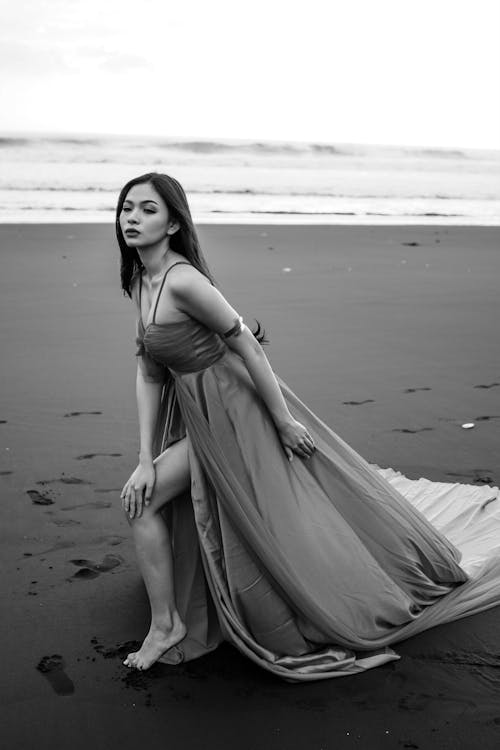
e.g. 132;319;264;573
123;236;144;247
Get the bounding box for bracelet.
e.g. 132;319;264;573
223;315;244;339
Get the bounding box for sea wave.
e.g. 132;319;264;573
1;185;497;201
0;137;32;147
1;205;465;218
0;134;497;161
211;209;465;218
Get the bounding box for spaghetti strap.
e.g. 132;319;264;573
151;261;192;324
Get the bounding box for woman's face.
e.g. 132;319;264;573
119;182;176;248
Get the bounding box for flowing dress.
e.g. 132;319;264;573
134;263;500;682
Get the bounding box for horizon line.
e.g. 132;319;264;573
1;128;499;155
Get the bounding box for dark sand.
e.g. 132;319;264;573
1;223;499;749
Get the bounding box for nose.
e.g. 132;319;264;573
125;206;140;224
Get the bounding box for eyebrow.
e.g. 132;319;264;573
123;199;159;206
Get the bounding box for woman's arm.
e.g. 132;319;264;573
170;267;315;460
121;364;162;518
136;360;163;464
121;280;164;517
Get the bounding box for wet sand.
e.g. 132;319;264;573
1;223;500;749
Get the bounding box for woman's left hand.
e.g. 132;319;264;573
277;419;316;461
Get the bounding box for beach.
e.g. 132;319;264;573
1;222;500;749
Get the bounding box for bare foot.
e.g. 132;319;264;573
123;613;186;670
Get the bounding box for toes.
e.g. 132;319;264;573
123;652;138;668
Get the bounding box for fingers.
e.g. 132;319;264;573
303;438;316;457
121;478;137;515
282;433;316;461
130;486;147;518
135;489;144;518
121;482;130;514
294;445;312;458
121;473;154;518
144;482;154;507
128;486;137;518
294;433;316;459
287;442;311;460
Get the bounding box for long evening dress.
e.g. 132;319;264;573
134;262;500;682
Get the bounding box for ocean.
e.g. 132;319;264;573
0;133;499;224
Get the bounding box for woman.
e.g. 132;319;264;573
119;173;500;682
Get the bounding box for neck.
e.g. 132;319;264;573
137;240;171;281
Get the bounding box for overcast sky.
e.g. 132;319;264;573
1;0;499;149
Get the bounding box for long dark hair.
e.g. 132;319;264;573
116;172;215;296
116;172;268;343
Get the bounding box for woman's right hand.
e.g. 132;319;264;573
121;461;156;519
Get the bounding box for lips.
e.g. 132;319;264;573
125;229;140;237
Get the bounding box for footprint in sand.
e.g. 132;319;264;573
71;568;100;580
60;477;91;485
37;476;91;486
61;500;112;511
392;427;434;434
50;518;81;527
467;474;493;484
446;471;475;480
75;453;122;460
403;387;432;393
343;399;375;406
0;470;13;476
64;411;102;417
474;415;500;421
27;489;54;505
97;534;125;546
36;655;75;695
0;419;7;424
401;242;420;247
69;554;123;580
446;469;493;484
27;540;76;558
473;382;500;389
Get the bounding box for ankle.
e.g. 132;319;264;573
151;611;182;632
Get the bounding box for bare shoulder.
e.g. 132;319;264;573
167;263;211;300
166;261;239;329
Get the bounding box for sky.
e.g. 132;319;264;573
1;0;499;150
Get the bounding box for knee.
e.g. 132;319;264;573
123;502;158;527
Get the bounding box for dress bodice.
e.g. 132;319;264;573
135;261;227;375
136;317;226;374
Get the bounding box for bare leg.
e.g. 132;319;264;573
123;438;190;670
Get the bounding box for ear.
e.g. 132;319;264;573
167;220;180;236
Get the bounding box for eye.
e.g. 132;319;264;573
122;206;131;213
143;208;156;214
